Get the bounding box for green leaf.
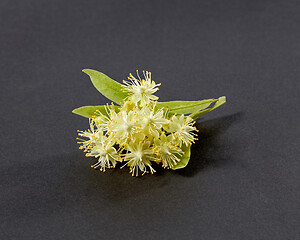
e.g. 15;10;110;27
82;69;129;104
156;98;217;115
189;96;226;120
72;105;119;118
171;145;191;170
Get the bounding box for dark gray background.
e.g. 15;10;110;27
0;0;299;239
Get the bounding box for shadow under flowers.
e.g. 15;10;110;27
75;112;243;201
175;112;244;177
63;112;243;203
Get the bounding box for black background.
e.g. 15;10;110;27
1;0;299;239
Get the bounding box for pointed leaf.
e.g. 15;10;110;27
72;105;119;118
190;96;226;120
156;98;217;115
82;69;129;104
171;145;191;170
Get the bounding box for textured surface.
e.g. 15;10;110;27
0;0;299;239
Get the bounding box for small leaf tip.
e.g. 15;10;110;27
219;96;226;103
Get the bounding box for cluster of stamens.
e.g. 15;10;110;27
77;71;198;176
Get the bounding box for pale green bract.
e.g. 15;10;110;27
171;145;191;170
73;69;226;176
72;105;119;118
82;69;128;105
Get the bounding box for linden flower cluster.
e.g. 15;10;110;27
77;71;198;176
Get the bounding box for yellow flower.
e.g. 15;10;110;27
107;110;141;144
123;70;160;106
167;115;198;147
94;104;117;131
122;141;158;176
87;135;121;172
77;118;101;151
153;133;183;168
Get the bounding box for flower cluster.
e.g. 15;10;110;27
77;70;198;176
